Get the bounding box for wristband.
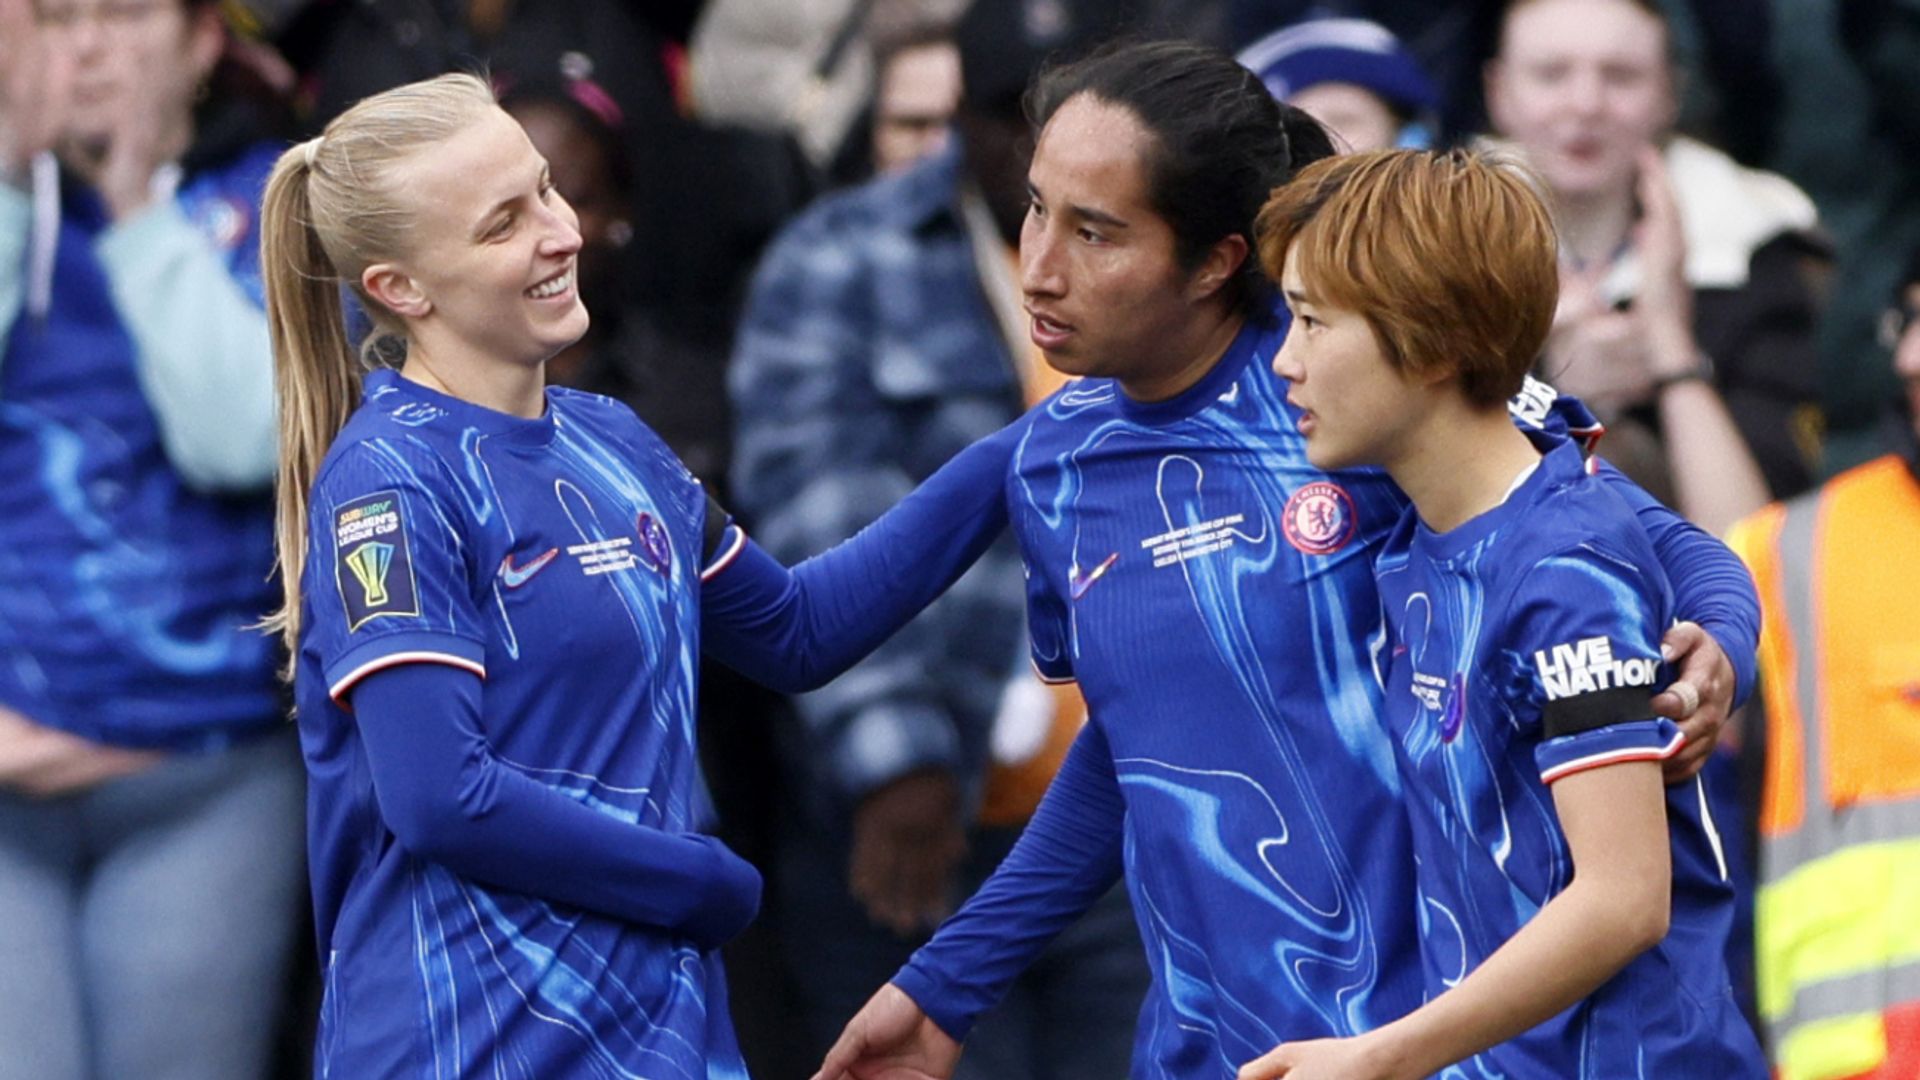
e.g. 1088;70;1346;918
1652;353;1715;394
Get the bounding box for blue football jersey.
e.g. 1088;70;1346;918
1372;438;1764;1077
1009;314;1424;1071
295;369;745;1080
0;149;282;749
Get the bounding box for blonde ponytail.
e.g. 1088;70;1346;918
257;73;496;676
259;144;357;673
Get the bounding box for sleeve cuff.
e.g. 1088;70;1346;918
1697;617;1756;709
1537;718;1686;784
325;630;487;704
891;965;976;1043
700;523;748;582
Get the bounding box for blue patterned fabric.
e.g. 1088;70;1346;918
0;148;281;750
1006;313;1423;1069
1374;438;1764;1077
297;370;745;1079
895;305;1765;1077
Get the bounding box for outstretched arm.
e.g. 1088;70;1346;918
701;418;1023;693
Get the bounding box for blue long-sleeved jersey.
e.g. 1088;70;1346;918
298;368;1021;1078
1374;437;1765;1077
0;147;281;750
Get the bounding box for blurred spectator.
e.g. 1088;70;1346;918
1682;0;1920;472
0;1;304;1077
690;0;953;177
499;72;736;485
1484;0;1823;535
274;0;682;136
869;21;962;175
725;0;1152;1075
1237;15;1441;152
272;0;811;343
1724;251;1920;1080
690;0;1218;188
503;79;633;388
1225;2;1495;143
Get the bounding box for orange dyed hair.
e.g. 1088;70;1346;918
1255;148;1558;408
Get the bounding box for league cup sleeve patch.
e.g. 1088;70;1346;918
333;490;421;632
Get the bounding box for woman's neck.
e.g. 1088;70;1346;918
1554;185;1638;270
1117;305;1246;404
1386;404;1543;534
400;340;546;419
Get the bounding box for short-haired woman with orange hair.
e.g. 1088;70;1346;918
1242;149;1767;1079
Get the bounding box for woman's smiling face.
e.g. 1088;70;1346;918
376;107;591;371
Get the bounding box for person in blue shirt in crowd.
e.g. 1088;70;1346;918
814;39;1761;1080
259;73;1033;1079
1242;148;1764;1080
0;1;305;1077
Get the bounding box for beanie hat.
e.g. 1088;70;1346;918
1236;17;1439;119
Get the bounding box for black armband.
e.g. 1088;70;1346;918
1541;685;1655;740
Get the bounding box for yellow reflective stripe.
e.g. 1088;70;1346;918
1775;1012;1887;1080
1758;837;1920;1022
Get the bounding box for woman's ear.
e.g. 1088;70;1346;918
1187;234;1250;303
362;264;431;320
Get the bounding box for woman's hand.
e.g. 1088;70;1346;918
0;0;77;180
65;23;191;219
0;704;162;798
1628;144;1699;380
1543;263;1655;410
1652;620;1732;782
811;983;963;1080
1543;306;1657;409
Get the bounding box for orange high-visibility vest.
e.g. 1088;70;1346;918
1726;455;1920;1080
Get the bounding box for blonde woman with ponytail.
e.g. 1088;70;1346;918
263;72;1022;1078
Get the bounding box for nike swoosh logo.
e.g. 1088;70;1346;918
498;547;560;588
1218;383;1240;405
1068;552;1119;601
